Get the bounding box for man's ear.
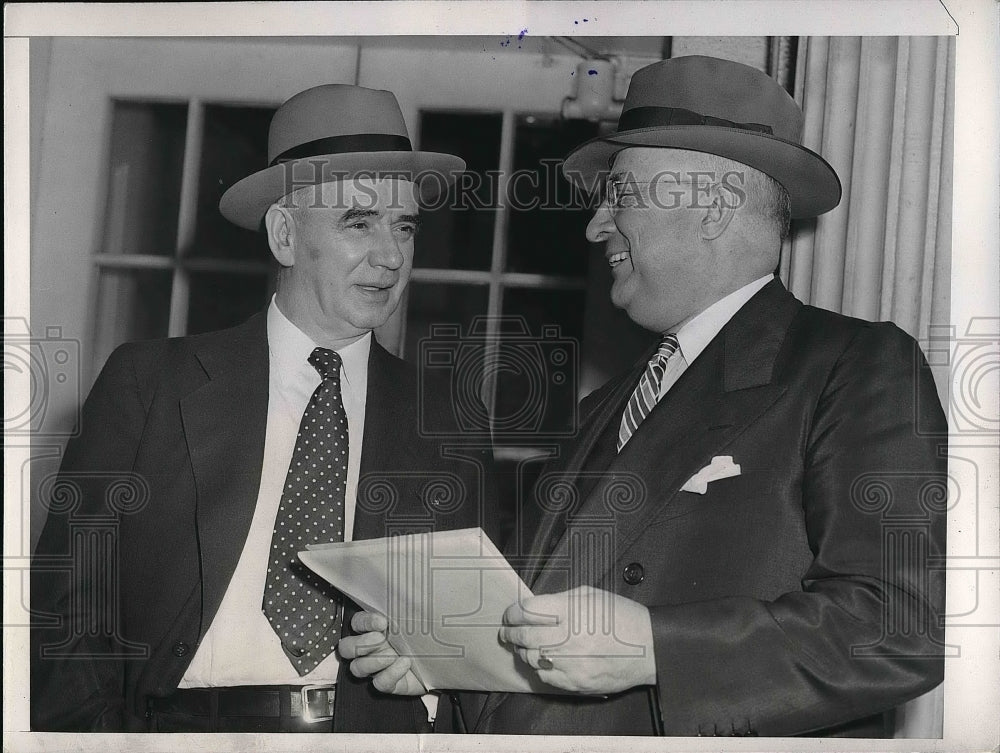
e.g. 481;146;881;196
264;204;296;267
700;183;739;241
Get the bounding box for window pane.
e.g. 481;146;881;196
193;104;276;260
403;282;490;437
187;271;271;335
494;287;586;435
402;282;490;364
415;111;501;271
102;102;188;256
92;268;173;376
505;114;599;276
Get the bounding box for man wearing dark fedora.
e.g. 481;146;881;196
31;84;496;733
343;56;947;737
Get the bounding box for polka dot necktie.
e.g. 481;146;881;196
262;347;349;675
617;335;679;452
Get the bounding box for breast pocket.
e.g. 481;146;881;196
648;469;788;528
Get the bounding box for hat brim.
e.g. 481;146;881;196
220;151;467;230
562;126;841;219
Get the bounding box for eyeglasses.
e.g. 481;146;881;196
603;176;717;212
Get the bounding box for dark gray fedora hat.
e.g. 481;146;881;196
220;84;466;230
563;55;841;219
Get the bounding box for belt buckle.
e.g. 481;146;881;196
300;684;336;723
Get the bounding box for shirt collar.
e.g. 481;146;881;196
673;274;774;365
266;296;371;386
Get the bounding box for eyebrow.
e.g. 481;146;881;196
336;208;422;227
338;207;380;225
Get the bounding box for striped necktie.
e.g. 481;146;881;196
617;335;679;452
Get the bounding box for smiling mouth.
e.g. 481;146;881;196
608;251;630;268
358;283;394;292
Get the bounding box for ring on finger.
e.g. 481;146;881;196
537;651;554;670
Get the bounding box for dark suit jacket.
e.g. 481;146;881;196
474;280;947;737
30;312;497;732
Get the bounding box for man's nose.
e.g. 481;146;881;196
369;229;405;269
586;202;617;243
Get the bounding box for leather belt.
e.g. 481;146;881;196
148;684;336;725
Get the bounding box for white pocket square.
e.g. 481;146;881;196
681;456;742;494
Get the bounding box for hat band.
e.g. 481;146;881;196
270;133;413;166
618;106;773;136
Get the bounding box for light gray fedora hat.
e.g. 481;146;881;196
563;56;841;219
220;84;466;230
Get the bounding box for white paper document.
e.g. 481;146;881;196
299;527;553;693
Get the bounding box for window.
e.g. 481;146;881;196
92;100;278;377
406;110;599;448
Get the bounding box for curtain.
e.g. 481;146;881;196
780;36;954;402
778;35;955;739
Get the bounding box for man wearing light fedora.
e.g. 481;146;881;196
31;84;496;733
344;56;947;737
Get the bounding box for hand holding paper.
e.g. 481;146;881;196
499;585;657;695
339;612;427;695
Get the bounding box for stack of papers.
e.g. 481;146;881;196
299;527;554;693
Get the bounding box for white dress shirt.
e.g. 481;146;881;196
657;274;774;399
180;297;369;686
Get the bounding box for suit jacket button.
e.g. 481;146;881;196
622;562;644;585
172;642;190;657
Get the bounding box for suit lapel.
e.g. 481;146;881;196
352;339;424;541
591;364;786;588
520;360;645;589
179;313;269;636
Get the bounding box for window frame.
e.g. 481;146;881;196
92;98;278;353
404;107;589;422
